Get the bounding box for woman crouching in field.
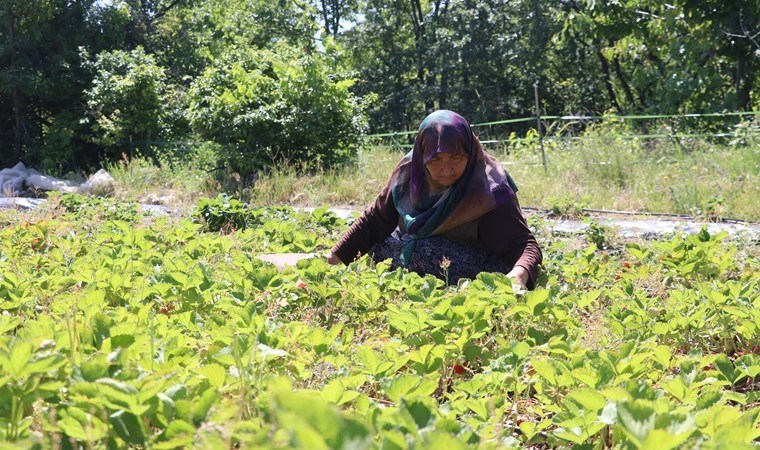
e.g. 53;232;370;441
327;110;542;289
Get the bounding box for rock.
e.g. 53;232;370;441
140;192;174;205
79;169;115;194
26;174;80;193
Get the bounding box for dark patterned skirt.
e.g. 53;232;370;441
370;231;506;285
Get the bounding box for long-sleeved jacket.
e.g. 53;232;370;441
331;182;542;288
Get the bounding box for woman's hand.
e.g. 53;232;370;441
506;265;529;291
326;252;341;265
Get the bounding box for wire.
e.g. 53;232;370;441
520;206;759;225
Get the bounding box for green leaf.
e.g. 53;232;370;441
257;343;288;360
599;403;617;425
616;400;655;446
192;388;219;426
79;358;111;382
531;359;557;385
553;426;597;444
110;410;147;446
322;379;360;406
525;289;550;315
660;377;689;402
714;354;735;384
385;306;429;336
57;416;88;441
91;313;111;349
156;392;176;423
174;399;192;423
696;390;723;410
464;398;488;421
58;408;109;442
640;426;695;450
417;431;467;450
382;375;438;404
566;389;606;412
193;364;227;389
155;419;196;448
7;342;32;379
403;397;436;429
512;341;530;359
274;390;369;450
652;345;672;368
110;334;136;349
20;351;66;378
379;430;406;450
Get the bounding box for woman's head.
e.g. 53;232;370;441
391;109;517;237
413;110;475;189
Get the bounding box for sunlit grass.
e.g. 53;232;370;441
107;136;759;221
498;138;759;221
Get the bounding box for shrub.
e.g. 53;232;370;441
186;43;365;174
193;194;254;232
84;47;170;160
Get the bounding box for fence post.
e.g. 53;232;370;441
534;83;547;174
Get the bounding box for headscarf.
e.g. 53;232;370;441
389;110;518;265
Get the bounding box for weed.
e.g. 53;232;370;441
548;196;588;219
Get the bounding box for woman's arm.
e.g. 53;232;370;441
478;197;542;289
329;184;400;264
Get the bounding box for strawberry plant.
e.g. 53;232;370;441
0;204;758;448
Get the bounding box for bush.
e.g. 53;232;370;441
193;194;254;232
84;47;170;159
186;43;365;174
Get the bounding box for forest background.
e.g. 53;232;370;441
1;0;758;182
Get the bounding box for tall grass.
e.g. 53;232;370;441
497;135;759;221
107;132;759;221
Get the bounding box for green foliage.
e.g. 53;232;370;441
0;204;758;447
585;221;614;250
187;44;365;173
548;196;587;219
2;0;758;174
192;194;253;232
53;193;142;222
84;47;170;157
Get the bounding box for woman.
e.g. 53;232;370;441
327;110;542;288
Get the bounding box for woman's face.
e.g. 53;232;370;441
425;152;468;187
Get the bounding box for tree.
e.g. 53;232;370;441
314;0;358;38
186;43;365;174
344;0;419;131
0;0;139;170
0;0;57;164
84;47;169;160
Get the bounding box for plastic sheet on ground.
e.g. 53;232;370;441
1;201;757;239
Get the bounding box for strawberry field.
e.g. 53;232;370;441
1;194;759;449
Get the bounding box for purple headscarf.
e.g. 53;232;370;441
388;110;517;263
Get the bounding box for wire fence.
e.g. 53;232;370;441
120;110;760;173
361;110;760;170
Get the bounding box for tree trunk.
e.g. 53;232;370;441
736;51;751;110
409;0;430;111
332;0;340;38
319;0;340;38
439;67;448;109
610;42;636;110
596;50;622;113
437;0;449;109
320;0;331;36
